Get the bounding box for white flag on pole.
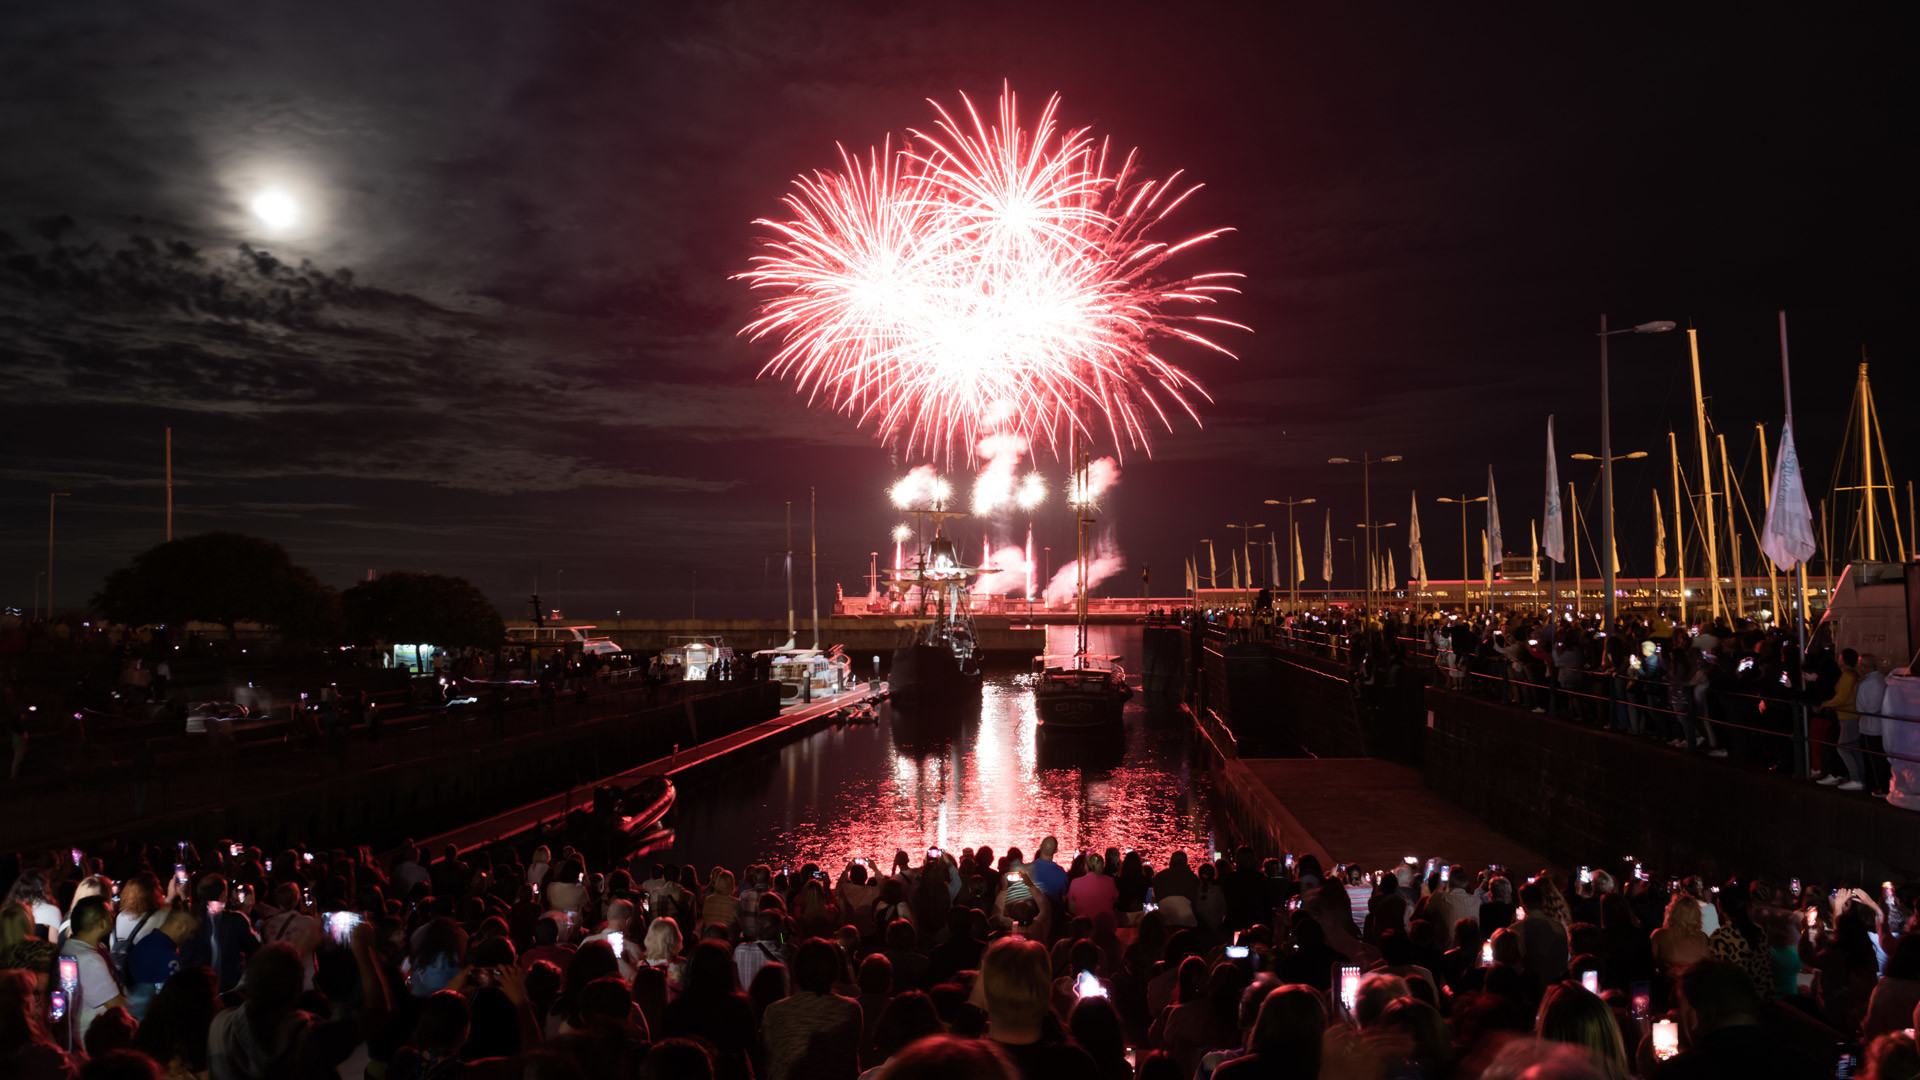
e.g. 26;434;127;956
1268;534;1280;587
1486;466;1503;581
1482;530;1492;592
1760;419;1818;569
1208;542;1218;589
1186;556;1196;593
1322;510;1333;583
1294;523;1306;585
1544;416;1566;563
1409;491;1427;589
1231;549;1241;591
1653;490;1668;578
1530;520;1540;583
1387;550;1397;592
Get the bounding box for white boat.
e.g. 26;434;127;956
755;642;854;706
659;636;732;681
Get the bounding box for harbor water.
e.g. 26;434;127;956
660;625;1222;872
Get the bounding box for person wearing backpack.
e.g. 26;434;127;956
125;907;201;1020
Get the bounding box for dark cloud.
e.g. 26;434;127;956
1;0;1914;615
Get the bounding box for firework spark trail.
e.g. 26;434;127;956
738;84;1246;465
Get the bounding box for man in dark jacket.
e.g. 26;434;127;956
1654;960;1822;1080
177;874;259;995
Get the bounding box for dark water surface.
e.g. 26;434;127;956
662;626;1221;873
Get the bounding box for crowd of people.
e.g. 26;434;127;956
1193;599;1916;804
4;829;1917;1080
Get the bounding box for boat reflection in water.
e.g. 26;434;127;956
663;626;1216;873
668;622;1205;864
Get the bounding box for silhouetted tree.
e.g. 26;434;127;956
341;571;504;650
92;531;342;641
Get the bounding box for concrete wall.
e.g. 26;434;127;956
137;682;780;854
1193;635;1423;761
509;617;1045;658
1424;688;1920;882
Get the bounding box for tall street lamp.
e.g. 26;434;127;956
1355;522;1398;592
1225;522;1267;589
1570;450;1648;627
46;492;69;618
1598;316;1676;631
1437;495;1488;612
1329;454;1402;611
1264;497;1316;613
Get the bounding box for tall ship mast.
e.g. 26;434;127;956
886;507;988;706
1032;439;1130;729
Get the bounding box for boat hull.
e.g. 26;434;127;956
889;643;982;706
1034;674;1129;729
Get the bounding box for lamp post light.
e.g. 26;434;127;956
1570;449;1648;628
1225;522;1267;589
46;492;69;619
1355;522;1398;596
1597;317;1675;630
1436;495;1488;612
1263;497;1316;613
1328;455;1402;611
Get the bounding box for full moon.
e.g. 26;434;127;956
249;189;300;231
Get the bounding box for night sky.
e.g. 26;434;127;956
3;2;1915;620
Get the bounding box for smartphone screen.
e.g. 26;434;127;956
58;957;79;993
1578;866;1592;885
1581;970;1601;994
1338;965;1361;1015
1835;1043;1860;1079
1074;971;1106;998
70;848;83;867
1478;940;1494;967
607;930;624;955
230;843;244;857
205;900;224;915
1652;1020;1680;1060
49;990;67;1022
1631;982;1651;1020
1005;872;1021;883
175;864;189;885
1225;945;1250;959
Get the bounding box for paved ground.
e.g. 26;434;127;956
1240;757;1548;874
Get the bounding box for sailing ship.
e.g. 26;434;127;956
887;510;988;706
1034;447;1131;729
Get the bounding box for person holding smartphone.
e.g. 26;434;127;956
56;896;127;1036
208;921;393;1079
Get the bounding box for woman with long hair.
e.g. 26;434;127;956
642;916;686;997
407;917;465;996
0;902;53;977
545;939;622;1036
1069;993;1133;1080
0;969;76;1077
1536;981;1632;1080
114;873;166;952
661;939;755;1080
1651;891;1711;975
133;965;221;1079
1212;984;1327;1079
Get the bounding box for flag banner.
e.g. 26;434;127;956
1186;556;1196;593
1294;523;1306;585
1482;530;1492;591
1269;534;1281;587
1409;491;1427;586
1208;542;1218;589
1544;416;1566;563
1653;490;1668;578
1486;466;1503;580
1760;419;1818;569
1530;520;1540;583
1322;510;1333;583
1387;550;1397;592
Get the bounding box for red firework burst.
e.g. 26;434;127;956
737;85;1246;464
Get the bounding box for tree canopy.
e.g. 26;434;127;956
342;571;504;650
92;531;342;639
